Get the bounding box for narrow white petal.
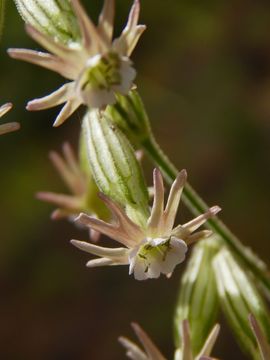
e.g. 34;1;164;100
196;324;220;359
147;168;165;234
181;206;221;235
8;48;78;80
163;169;187;233
119;337;148;360
70;0;107;54
98;0;115;44
131;323;167;360
132;258;148;281
25;24;78;60
249;314;270;360
181;320;193;360
26;83;74;111
0;122;20;136
53;97;81;127
71;239;127;258
86;257;128;267
0;103;12;117
112;0;146;56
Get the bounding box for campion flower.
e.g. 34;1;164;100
119;320;220;360
9;0;146;126
71;168;221;280
36;142;108;241
0;103;20;135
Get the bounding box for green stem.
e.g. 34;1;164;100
142;136;270;297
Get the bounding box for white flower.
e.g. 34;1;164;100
8;0;146;126
36;142;109;241
71;168;221;280
0;103;20;136
119;320;220;360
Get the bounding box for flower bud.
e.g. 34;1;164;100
213;248;270;358
174;236;221;355
14;0;80;45
106;89;152;145
82;109;149;228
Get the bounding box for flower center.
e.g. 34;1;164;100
82;52;122;91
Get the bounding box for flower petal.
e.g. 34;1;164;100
52;97;81;127
70;0;107;54
195;324;220;359
0;103;12;117
119;336;148;360
147;168;165;235
36;191;82;210
86;256;128;267
98;0;115;44
25;24;79;61
26;83;74;111
180;206;221;235
0;122;20;136
181;320;193;360
131;323;167;360
71;239;127;258
8;48;78;80
163;169;187;234
113;0;146;56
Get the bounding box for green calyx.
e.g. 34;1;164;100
106;90;153;145
174;236;221;356
82;109;149;228
213;248;270;359
14;0;81;45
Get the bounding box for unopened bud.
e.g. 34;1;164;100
213;248;270;358
14;0;80;45
82;109;149;228
106;89;152;145
174;236;221;355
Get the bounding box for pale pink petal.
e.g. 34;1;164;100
196;324;220;359
185;230;212;245
131;323;167;360
0;103;12;117
76;212;135;247
249;314;270;360
181;320;193;360
8;48;78;80
163;169;187;233
86;257;128;267
53;97;81;127
147;168;165;234
113;0;146;56
119;336;148;360
70;0;107;54
26;83;74;111
100;193;144;245
0;122;20;136
98;0;115;44
49;145;84;195
71;239;127;258
36;191;81;209
25;24;79;61
181;206;221;235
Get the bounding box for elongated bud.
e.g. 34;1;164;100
82;109;149;228
213;248;270;359
106;90;153;145
174;236;221;356
14;0;80;45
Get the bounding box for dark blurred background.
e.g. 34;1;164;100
1;0;270;359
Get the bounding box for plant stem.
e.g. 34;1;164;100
142;136;270;297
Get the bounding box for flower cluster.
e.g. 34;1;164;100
9;0;146;126
71;168;220;280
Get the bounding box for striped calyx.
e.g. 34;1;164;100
14;0;80;45
82;109;149;228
